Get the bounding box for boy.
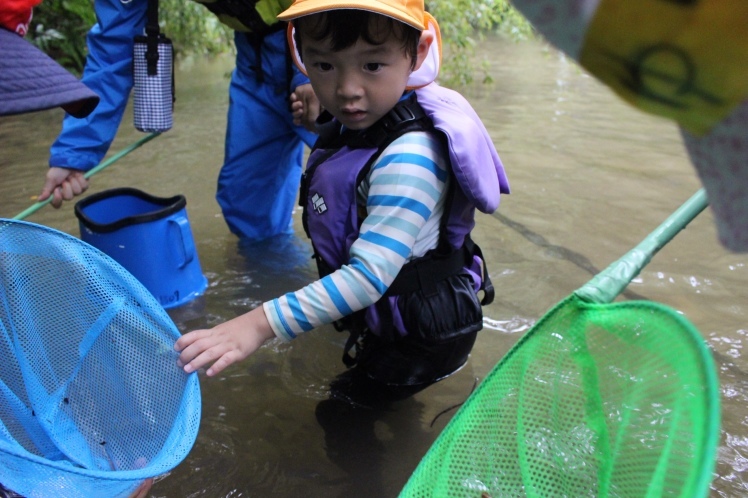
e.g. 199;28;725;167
176;0;509;403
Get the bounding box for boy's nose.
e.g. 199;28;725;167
335;73;362;100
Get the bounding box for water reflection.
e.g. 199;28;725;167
1;35;746;497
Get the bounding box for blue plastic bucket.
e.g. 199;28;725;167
75;188;208;309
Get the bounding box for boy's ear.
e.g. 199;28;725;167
406;14;441;89
413;30;435;72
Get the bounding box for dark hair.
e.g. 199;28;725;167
293;10;421;69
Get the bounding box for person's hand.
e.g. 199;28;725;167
290;83;321;133
38;167;89;208
175;306;276;376
129;478;153;498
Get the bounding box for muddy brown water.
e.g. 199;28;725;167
1;35;746;497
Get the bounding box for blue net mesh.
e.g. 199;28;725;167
0;219;201;498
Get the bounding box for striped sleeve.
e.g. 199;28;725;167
263;131;449;341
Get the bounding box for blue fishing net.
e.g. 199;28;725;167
0;219;201;498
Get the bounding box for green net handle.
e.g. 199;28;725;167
575;189;708;304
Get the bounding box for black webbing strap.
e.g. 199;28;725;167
245;32;265;84
309;251;365;368
145;0;160;76
243;22;289;85
351;95;427;149
384;246;468;297
470;239;495;305
341;311;367;367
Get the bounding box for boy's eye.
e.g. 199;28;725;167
364;63;383;72
313;62;333;71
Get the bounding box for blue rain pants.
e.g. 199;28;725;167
217;31;317;240
49;0;317;241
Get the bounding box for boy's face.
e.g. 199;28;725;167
298;17;430;130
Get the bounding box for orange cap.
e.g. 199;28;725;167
278;0;426;30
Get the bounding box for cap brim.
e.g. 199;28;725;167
0;29;99;118
278;0;424;30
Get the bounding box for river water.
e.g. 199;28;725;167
1;35;746;497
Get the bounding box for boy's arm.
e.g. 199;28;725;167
176;131;448;374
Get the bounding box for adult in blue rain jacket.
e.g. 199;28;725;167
39;0;319;241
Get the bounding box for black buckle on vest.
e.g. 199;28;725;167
382;103;418;130
381;95;423;130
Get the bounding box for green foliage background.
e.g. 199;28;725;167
29;0;532;85
429;0;534;86
29;0;96;73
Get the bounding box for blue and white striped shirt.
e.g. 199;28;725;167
264;130;449;341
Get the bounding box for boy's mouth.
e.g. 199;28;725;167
342;107;365;115
340;108;367;124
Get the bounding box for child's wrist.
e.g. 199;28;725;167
261;301;294;342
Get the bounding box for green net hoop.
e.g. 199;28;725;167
399;294;719;497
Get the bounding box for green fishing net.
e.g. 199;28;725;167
400;190;720;498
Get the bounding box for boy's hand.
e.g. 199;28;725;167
129;478;153;498
290;83;321;133
175;306;275;376
38;167;89;208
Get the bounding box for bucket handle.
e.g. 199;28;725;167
169;217;195;268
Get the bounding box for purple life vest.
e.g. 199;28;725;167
300;83;508;345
